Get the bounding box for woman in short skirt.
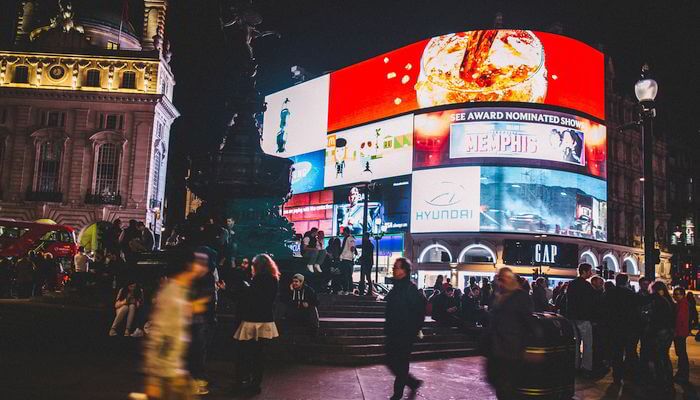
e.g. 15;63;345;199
233;254;280;394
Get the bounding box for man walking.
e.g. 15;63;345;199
565;263;596;374
385;258;425;400
602;273;636;384
339;228;356;295
358;235;374;296
673;287;690;383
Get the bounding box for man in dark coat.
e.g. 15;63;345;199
385;258;425;400
486;267;534;399
282;273;320;335
565;263;595;373
431;285;463;327
602;273;637;384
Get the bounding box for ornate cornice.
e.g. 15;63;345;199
0;86;165;105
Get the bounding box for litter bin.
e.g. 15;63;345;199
515;312;576;399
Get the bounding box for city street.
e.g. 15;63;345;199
1;301;699;400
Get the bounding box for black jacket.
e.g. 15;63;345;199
238;273;279;323
385;277;426;338
648;294;675;334
532;285;548;312
602;285;637;335
565;277;595;321
282;284;319;309
487;289;534;361
432;292;460;322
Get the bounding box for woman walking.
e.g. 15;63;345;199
648;281;676;393
232;254;280;395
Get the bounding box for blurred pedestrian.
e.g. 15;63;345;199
485;267;534;399
188;246;219;396
326;237;342;294
432;275;444;295
302;227;320;273
648;281;675;393
602;273;636;384
109;281;144;336
432;285;462;327
636;277;653;379
143;250;209;400
358;235;374;296
672;287;690;383
687;292;698;335
565;263;595;374
385;258;425;400
138;222;155;252
532;277;548;312
232;254;280;395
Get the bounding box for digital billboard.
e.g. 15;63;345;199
332;176;411;237
414;107;607;177
411;166;607;241
261;75;330;157
290;150;325;194
283;190;334;234
327;30;604;131
325;114;413;187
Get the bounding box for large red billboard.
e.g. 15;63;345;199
327;30;604;132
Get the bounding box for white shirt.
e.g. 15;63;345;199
340;235;356;261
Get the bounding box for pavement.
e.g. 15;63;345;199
2;299;700;399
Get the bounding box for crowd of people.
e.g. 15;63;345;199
424;275;492;329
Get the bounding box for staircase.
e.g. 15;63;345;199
274;293;480;365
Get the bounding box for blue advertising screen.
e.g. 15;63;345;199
290;150;325;194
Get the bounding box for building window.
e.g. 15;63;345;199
99;114;124;130
95;143;119;195
36;141;61;192
85;69;101;87
121;71;136;89
106;41;119;50
42;111;66;128
13;66;29;83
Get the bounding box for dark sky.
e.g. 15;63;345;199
3;0;699;223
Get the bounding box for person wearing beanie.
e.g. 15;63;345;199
282;273;320;335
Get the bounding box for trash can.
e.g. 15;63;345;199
515;312;576;399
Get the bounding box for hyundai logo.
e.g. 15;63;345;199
425;181;465;207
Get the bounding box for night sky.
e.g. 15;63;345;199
2;0;699;225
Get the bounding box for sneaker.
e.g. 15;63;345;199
131;328;145;337
194;379;209;395
108;329;118;336
306;265;314;273
314;264;323;273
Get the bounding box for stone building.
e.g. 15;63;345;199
0;0;179;242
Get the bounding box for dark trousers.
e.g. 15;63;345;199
340;260;353;292
486;356;522;400
236;339;268;388
609;333;631;381
674;336;689;381
652;329;674;388
188;321;215;380
358;265;373;295
386;336;419;397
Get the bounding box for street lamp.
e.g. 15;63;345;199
635;64;659;279
373;217;387;285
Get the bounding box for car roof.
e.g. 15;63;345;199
0;219;74;232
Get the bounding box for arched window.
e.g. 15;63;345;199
85;69;101;87
459;244;496;264
36;141;61;192
579;250;598;269
95;143;119;195
418;244;453;263
13;65;29;83
121;71;136;89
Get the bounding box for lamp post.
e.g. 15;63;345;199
635;64;659;280
373;217;386;285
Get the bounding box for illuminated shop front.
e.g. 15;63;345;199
262;29;661;287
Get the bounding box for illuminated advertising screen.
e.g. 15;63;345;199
261;75;330;157
332;176;411;237
325;114;413;187
290;150;325;194
328;30;604;131
283;190;334;234
411;166;607;241
414;107;607;177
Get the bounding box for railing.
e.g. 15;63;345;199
26;190;63;203
85;191;122;206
